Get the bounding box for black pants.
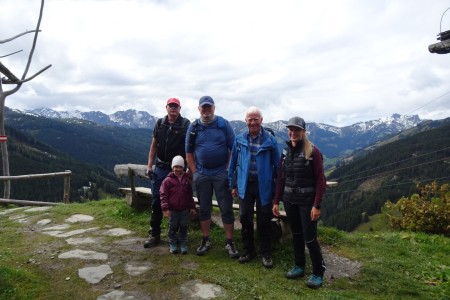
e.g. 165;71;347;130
284;201;326;276
149;166;171;237
240;181;272;256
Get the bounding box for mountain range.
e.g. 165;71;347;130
22;108;423;158
3;107;449;231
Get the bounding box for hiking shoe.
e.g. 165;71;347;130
238;251;256;264
286;266;304;279
196;239;211;256
306;275;324;289
262;255;273;269
143;236;160;248
180;244;188;255
169;242;178;254
225;242;239;259
262;256;273;269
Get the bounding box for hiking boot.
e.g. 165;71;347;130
225;242;239;259
180;243;188;255
262;255;273;269
286;266;304;279
306;275;324;289
143;236;160;248
169;242;178;254
238;251;256;264
196;239;211;256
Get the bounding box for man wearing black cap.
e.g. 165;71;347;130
272;116;327;288
143;98;190;248
185;96;239;258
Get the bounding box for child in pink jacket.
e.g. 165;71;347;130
160;155;196;254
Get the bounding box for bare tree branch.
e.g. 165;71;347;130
0;30;40;44
22;1;45;80
1;64;51;84
0;0;48;199
2;83;21;97
0;62;20;82
0;50;23;59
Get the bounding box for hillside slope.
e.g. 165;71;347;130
323;118;450;231
5;108;150;171
1;126;123;202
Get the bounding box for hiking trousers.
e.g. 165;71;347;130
283;200;326;276
168;209;189;246
240;180;272;256
149;166;171;237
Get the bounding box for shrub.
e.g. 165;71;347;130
383;181;450;235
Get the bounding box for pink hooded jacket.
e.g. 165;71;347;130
160;172;195;212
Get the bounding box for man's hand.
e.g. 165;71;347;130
186;168;194;181
231;188;238;198
146;168;156;180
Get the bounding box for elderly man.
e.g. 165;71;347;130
228;106;280;268
185;95;239;258
144;98;190;248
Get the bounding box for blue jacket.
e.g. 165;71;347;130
228;128;280;206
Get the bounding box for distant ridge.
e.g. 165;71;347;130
19;107;423;159
22;107;159;129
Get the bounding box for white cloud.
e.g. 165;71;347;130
1;0;449;127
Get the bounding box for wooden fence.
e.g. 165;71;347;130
0;170;71;206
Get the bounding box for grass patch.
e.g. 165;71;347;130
354;213;392;233
0;199;449;299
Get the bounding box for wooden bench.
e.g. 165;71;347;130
114;163;337;239
114;163;337;216
114;164;152;210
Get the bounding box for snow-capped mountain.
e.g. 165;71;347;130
24;108;159;129
21;107;423;158
262;113;423;157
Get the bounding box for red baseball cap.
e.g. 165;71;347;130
167;98;180;106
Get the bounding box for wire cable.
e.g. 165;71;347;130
325;176;450;195
439;6;450;34
336;156;449;185
331;146;450;181
405;90;450;115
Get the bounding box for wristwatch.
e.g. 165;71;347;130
313;205;321;209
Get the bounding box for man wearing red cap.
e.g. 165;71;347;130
144;98;190;248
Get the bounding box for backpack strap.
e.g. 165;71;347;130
154;116;165;139
188;119;198;149
264;127;275;136
188;117;228;150
179;116;189;130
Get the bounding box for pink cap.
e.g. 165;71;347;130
167;98;180;106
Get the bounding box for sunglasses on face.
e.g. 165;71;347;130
168;104;180;109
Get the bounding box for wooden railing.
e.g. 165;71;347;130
0;170;71;206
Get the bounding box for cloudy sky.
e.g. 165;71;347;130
1;0;449;126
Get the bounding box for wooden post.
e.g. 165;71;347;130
63;170;71;203
128;167;136;199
